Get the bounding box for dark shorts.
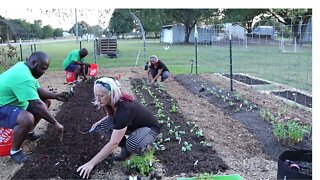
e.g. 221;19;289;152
0;105;24;128
65;63;78;72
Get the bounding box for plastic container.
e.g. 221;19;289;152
65;71;75;83
177;174;242;180
0;127;13;156
277;149;312;179
88;63;98;76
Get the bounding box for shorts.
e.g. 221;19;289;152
65;63;78;72
0;105;23;128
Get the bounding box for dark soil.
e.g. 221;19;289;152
130;79;228;176
272;90;312;108
223;74;270;85
174;74;312;161
12;80;114;179
12;78;228;179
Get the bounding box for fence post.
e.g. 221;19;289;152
30;39;33;53
19;38;23;61
229;33;233;92
33;39;36;52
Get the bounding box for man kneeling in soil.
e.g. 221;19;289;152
77;77;160;179
0;52;66;163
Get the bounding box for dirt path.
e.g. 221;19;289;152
0;67;312;179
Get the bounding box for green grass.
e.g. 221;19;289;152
1;39;312;92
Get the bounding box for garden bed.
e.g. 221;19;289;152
174;74;311;161
223;74;270;85
272;90;312;108
1;68;312;179
11;77;228;179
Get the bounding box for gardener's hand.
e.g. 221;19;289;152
55;92;68;102
53;121;64;138
77;161;95;179
91;119;103;130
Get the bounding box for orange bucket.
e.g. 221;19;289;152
0;127;12;156
88;63;98;76
65;71;75;83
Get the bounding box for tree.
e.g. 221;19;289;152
91;25;104;38
42;25;54;39
221;9;268;33
131;9;172;38
267;9;312;44
29;20;43;38
69;21;91;37
53;28;64;37
108;9;134;38
164;9;219;43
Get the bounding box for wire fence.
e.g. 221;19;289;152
0;15;312;107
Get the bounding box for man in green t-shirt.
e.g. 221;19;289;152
0;51;67;163
63;48;90;83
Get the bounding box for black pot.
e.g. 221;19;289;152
277;149;312;179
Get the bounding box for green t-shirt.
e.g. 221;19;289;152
63;50;85;70
0;62;40;110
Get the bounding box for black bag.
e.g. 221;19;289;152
277;149;312;179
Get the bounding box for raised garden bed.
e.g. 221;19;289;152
174;74;311;161
272;90;312;108
223;74;270;85
12;78;228;179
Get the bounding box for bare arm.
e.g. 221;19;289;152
28;99;58;125
77;127;127;179
152;68;163;82
38;87;67;102
38;87;58;99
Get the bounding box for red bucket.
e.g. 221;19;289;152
88;63;98;76
65;71;75;83
0;127;12;156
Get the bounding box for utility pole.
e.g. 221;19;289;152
75;8;79;43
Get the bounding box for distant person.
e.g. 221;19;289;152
63;48;91;83
146;55;171;84
77;77;160;179
0;51;66;163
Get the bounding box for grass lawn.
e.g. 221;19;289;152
0;38;312;92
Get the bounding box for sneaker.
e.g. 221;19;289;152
10;150;28;164
113;147;131;161
27;132;41;141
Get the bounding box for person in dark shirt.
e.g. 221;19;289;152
147;55;171;84
77;77;159;179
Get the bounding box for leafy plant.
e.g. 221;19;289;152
272;120;310;146
195;129;204;137
181;141;193;152
170;103;178;113
286;120;309;144
123;150;156;176
260;108;275;122
0;44;18;70
272;122;287;141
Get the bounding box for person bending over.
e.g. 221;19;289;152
63;48;91;83
77;77;160;179
146;55;171;84
0;51;66;163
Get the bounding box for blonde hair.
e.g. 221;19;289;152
93;77;122;109
149;55;158;62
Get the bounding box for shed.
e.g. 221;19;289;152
160;24;214;44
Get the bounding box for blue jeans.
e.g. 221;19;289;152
150;69;171;82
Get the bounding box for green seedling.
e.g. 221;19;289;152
181;141;193;152
123;150;156;176
170;103;178;113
